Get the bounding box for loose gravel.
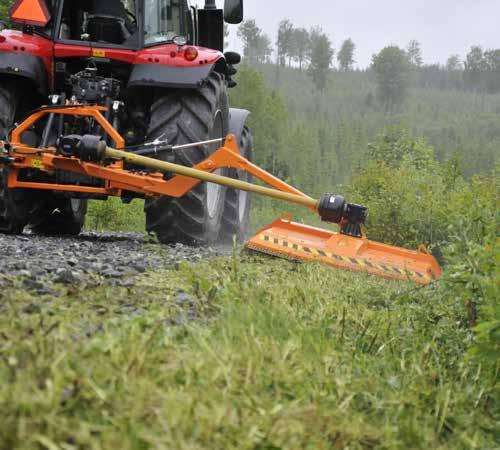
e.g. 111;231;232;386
0;232;228;293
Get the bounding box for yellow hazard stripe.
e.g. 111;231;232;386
259;234;433;282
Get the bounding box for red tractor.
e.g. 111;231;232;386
0;0;251;244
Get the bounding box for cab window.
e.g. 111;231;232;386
144;0;191;46
58;0;138;46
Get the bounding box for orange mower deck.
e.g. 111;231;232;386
246;217;441;285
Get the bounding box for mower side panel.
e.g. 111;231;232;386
0;30;53;94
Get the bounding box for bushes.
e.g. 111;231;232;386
0;1;13;23
348;126;498;392
452;231;498;386
444;175;499;386
347;126;495;253
348;159;447;249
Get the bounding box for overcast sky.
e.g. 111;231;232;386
219;0;497;68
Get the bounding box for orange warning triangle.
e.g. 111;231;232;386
10;0;51;27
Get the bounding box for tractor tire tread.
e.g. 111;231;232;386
144;72;229;245
0;84;30;234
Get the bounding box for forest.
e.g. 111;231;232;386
234;18;499;182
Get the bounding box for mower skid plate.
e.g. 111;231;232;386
245;216;442;285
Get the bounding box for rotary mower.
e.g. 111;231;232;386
0;0;441;284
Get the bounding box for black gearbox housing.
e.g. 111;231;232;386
318;193;368;238
57;134;107;162
69;67;121;103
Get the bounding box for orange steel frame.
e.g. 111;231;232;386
5;105;311;203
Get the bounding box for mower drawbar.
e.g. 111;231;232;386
56;134;367;232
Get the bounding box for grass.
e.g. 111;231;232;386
85;198;146;233
0;252;496;450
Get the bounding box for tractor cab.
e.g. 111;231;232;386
10;0;243;51
12;0;193;49
22;0;194;49
58;0;194;49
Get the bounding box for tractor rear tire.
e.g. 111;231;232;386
0;84;31;234
219;126;254;243
0;170;31;234
29;197;87;236
0;81;87;237
144;72;229;245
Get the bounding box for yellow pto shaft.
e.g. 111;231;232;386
103;146;319;210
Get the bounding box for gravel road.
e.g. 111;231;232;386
0;232;227;294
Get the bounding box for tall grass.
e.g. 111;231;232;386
0;256;496;449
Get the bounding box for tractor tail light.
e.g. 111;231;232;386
184;47;198;62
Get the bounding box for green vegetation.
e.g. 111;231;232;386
83;60;498;447
86;197;145;233
371;46;413;111
406;40;423;67
1;253;497;449
237;19;273;64
337;38;355;71
241;63;499;182
347;126;496;251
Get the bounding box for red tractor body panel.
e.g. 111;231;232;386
53;43;222;67
0;30;54;74
0;29;224;94
134;45;221;67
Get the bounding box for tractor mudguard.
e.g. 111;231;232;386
128;63;216;89
228;108;250;142
0;52;48;95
